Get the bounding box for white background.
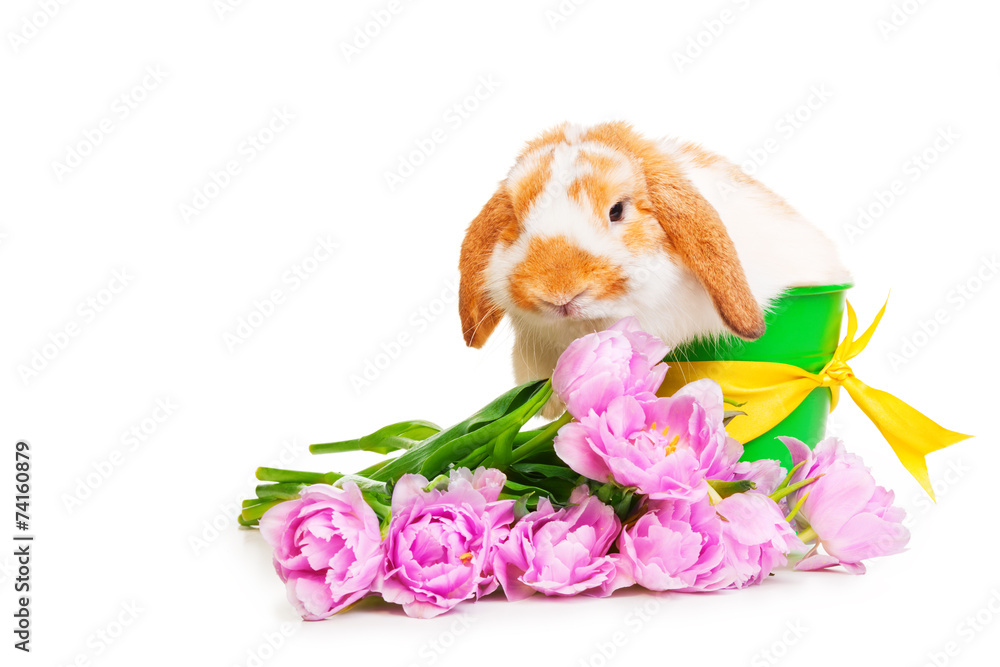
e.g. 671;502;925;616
3;1;998;666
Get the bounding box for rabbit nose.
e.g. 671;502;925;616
540;289;587;316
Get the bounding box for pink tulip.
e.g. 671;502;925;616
616;497;731;592
259;481;383;620
780;437;909;574
554;384;741;501
376;468;515;618
552;316;669;420
715;492;805;588
493;488;628;599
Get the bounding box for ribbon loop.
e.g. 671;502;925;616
658;299;971;500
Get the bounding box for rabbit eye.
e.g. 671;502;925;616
609;201;624;223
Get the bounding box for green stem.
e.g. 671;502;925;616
509;411;573;464
309;441;364;455
797;526;818;543
770;474;822;503
784;491;810;523
255;482;305;500
773;461;806;495
255;467;342;485
240;499;284;523
309;421;440;455
356;458;391;477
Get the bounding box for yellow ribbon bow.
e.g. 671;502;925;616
658;300;971;500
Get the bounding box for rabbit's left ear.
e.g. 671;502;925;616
643;151;766;340
458;185;515;348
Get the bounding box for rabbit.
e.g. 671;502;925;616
458;122;851;417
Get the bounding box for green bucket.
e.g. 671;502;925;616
664;283;852;469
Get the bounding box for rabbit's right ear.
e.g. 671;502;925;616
648;175;765;340
459;186;515;348
639;147;766;340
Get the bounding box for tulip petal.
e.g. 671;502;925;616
554;422;613;482
793;553;842;572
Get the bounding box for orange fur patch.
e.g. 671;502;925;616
516;124;568;162
458;188;515;347
576;172;616;223
568;151;635;224
507;151;554;243
582;122;765;340
621;217;663;253
578;151;619;174
566;178;582;205
509;235;627;311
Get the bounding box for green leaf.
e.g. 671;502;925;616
508;411;572;464
611;488;638;520
502;480;557;498
513;494;532;520
336;473;390;498
310;420;441;455
452;441;494;471
510;463;582;482
595;481;617;504
416;381;552;478
452;428;554;471
508;471;577;503
514;429;546;445
705;478;756;498
588;481;640;520
490;423;519;469
369;380;550;484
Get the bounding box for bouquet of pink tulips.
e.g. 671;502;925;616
242;318;910;619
